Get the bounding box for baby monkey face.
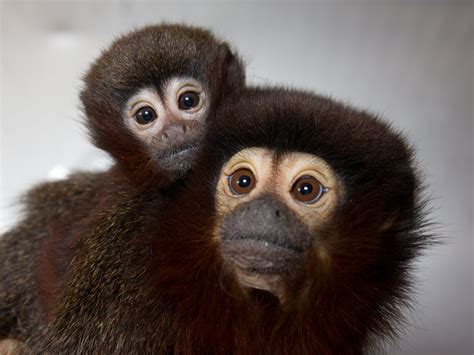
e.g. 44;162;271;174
124;77;210;177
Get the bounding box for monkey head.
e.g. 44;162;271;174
193;87;429;338
80;24;244;184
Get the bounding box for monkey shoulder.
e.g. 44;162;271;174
21;171;107;221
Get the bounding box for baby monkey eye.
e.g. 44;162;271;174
227;168;256;195
134;106;157;125
291;175;327;204
178;91;200;110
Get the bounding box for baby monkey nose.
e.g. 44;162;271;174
161;124;187;144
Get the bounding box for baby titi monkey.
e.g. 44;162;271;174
82;23;245;182
0;23;245;350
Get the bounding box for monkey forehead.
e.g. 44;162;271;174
106;25;214;71
83;25;224;100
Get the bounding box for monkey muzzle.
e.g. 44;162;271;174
156;142;200;178
219;196;311;278
153;122;206;178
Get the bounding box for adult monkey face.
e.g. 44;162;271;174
215;147;342;302
200;86;425;324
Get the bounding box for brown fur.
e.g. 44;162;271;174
0;172;105;340
21;88;431;354
81;23;244;186
0;23;244;348
1;24;432;354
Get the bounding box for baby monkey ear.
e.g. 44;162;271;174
212;42;246;100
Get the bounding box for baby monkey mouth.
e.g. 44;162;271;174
160;143;199;160
152;120;206;178
156;142;200;177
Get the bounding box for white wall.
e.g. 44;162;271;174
1;1;472;354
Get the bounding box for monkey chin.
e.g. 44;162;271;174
222;239;305;305
236;270;287;304
217;196;311;305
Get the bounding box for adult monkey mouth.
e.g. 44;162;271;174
221;238;305;275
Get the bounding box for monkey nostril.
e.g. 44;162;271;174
162;132;169;142
275;210;280;218
182;125;187;133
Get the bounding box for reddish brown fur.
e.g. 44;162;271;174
1;25;432;355
0;23;245;349
80;24;244;186
24;88;431;354
0;172;107;346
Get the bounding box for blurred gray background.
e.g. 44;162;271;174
1;1;472;354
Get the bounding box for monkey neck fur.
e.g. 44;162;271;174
34;157;411;355
33;89;429;353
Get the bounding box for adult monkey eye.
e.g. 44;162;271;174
178;91;200;110
134;106;157;125
291;175;327;204
227;168;256;195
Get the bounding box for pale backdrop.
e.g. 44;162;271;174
1;1;472;354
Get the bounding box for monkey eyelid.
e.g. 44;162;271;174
224;175;252;198
295;185;329;205
175;87;207;113
125;87;160;111
176;84;204;95
223;165;258;197
224;163;256;179
321;186;330;196
289;171;328;190
173;78;205;97
129;101;156;115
